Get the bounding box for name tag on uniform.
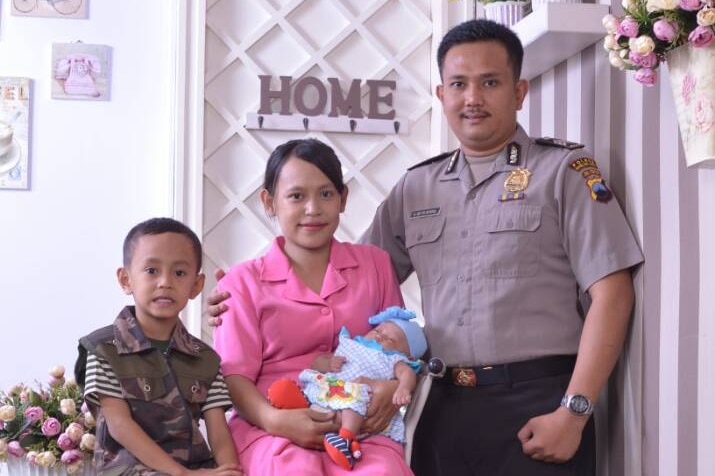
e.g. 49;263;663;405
410;207;441;219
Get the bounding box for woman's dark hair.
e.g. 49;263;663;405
437;19;524;82
263;138;345;195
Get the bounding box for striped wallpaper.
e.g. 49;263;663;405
519;4;715;472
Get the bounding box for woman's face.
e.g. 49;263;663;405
261;156;347;258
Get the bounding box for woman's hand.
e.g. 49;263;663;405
268;407;339;450
354;377;399;434
206;269;228;326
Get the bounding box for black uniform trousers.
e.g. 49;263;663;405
411;370;596;476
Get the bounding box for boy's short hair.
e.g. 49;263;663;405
123;218;202;270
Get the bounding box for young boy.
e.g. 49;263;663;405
268;307;428;471
75;218;243;476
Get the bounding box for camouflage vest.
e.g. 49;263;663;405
78;306;221;474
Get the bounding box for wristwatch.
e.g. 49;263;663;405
561;394;594;416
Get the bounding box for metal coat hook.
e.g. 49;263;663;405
258;116;264;129
303;117;309;130
394;121;400;134
349;119;357;132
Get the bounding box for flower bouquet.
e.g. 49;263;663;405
602;0;715;86
0;366;95;475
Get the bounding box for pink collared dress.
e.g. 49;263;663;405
214;237;413;476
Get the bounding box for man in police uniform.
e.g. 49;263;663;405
360;20;644;475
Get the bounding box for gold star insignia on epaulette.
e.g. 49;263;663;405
535;137;584;150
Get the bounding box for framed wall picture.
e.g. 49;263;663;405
0;78;31;190
11;0;88;19
51;42;111;101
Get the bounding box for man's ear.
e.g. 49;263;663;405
515;79;529;111
260;189;275;217
190;273;206;299
117;267;132;295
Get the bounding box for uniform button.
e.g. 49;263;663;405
319;344;329;352
506;220;514;229
461;230;468;238
467;192;476;200
143;384;151;392
457;274;465;282
320;308;330;315
457;318;464;326
417;233;423;240
191;384;199;393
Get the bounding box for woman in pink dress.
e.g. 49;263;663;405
213;138;414;475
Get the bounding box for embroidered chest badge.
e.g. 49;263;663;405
569;157;613;203
499;168;532;202
410;207;441;219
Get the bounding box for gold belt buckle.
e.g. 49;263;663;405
451;367;477;387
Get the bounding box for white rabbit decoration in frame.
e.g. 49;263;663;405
51;43;111;101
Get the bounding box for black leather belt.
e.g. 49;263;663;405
440;355;576;387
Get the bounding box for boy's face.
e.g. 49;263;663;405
117;232;204;327
365;321;410;356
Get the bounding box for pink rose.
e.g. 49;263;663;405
8;440;26;458
634;68;658;86
61;449;84;465
41;417;61;437
24;406;44;423
26;451;38;464
617;17;640;38
58;433;77;451
653;18;678;42
689;25;715;47
679;0;702;10
629;51;659;68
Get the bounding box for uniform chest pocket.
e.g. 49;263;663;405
405;214;445;286
480;205;542;278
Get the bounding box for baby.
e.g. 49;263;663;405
268;307;427;470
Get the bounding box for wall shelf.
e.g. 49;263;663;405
513;3;611;80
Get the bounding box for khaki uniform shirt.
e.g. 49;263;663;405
361;125;643;366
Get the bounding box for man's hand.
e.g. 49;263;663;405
516;407;588;463
207;269;228;326
355;377;399;434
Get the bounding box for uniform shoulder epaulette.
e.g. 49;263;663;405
407;150;456;171
535;137;584;150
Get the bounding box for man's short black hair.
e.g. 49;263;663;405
123;217;202;270
437;19;524;81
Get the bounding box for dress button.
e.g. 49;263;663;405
321;308;330;315
319;344;329;352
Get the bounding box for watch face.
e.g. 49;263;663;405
570;395;590;414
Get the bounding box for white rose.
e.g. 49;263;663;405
0;405;16;422
80;433;96;452
604;34;621;51
84;412;96;428
35;451;57;467
48;365;65;379
630;35;656;55
26;451;38;464
697;7;715;26
60;398;77;416
66;422;84;442
646;0;678;12
602;14;620;34
622;0;638;10
609;51;628;69
0;438;7;456
66;462;84;475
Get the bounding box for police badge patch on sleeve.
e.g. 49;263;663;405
569;157;613;203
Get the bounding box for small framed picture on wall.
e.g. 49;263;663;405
12;0;87;19
0;77;31;191
51;42;111;101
